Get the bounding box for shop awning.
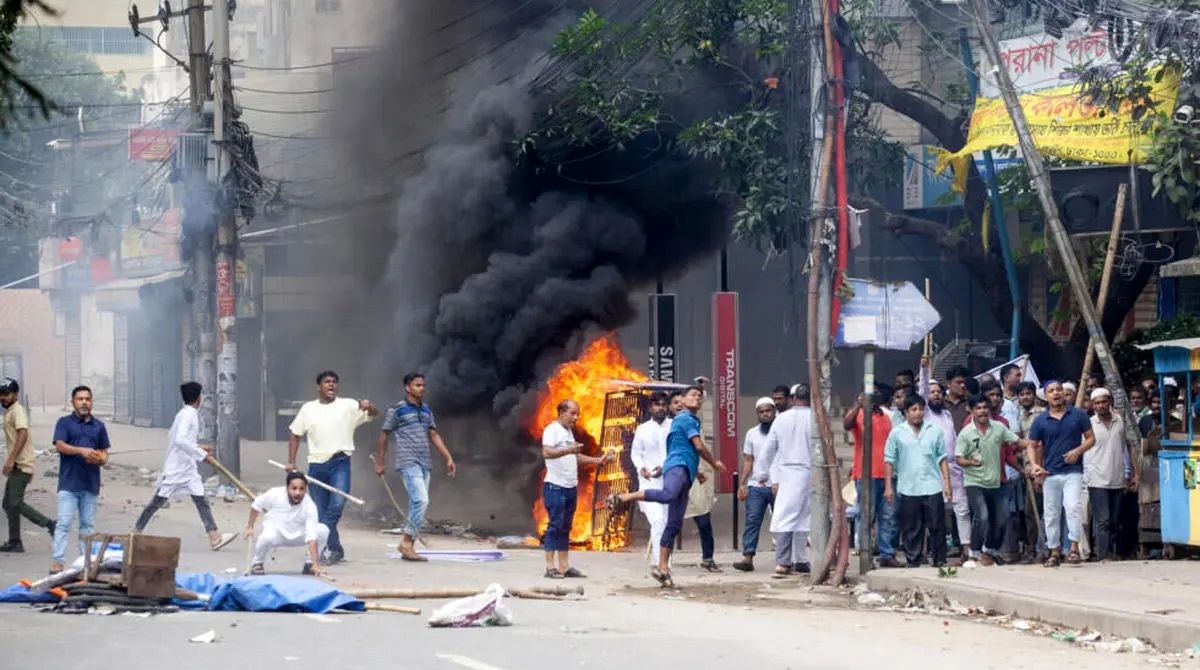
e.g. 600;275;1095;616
93;269;184;312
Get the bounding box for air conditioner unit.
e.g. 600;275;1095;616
176;132;211;172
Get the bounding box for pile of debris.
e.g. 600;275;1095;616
850;584;1194;663
51;581;180;615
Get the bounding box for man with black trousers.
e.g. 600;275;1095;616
884;394;952;567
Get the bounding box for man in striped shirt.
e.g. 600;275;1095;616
375;373;457;561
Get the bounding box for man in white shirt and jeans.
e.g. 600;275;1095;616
287;370;378;565
244;472;328;576
733;397;778;572
630;391;671;567
541;399;610;579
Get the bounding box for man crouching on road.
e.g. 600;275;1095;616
245;472;328;577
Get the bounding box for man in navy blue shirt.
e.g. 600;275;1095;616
608;386;726;587
1027;380;1094;567
50;386;111;572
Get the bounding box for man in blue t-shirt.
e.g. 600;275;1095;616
609;385;726;587
50;385;111;573
1026;380;1094;567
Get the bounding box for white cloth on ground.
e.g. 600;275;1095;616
762;406;813;533
155;405;207;498
251;487;321;542
252;523;329;565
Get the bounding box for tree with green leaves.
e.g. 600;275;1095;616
522;1;1185;380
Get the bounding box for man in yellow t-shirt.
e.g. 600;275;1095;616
0;378;54;553
287;370;378;565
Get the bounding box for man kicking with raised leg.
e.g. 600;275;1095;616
608;385;726;587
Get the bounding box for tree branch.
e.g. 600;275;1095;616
856;55;966;151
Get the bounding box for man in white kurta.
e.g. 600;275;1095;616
245;473;329;576
760;384;813;575
630;391;671;566
133;382;235;550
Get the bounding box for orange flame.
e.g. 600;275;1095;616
530;334;647;549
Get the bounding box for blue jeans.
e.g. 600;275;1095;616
53;489;99;563
307;453;351;554
542;482;577;552
398;463;431;539
644;466;692;548
857;478;899;559
742;486;775;556
693;513;715;560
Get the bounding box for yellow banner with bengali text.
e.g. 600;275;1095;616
937;68;1179;191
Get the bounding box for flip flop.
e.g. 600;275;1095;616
1043;553;1061;568
210;533;237;551
1064;550;1083;565
397;543;428;562
544;568;564;579
650;567;674;588
248;563;265;576
771;566;793;579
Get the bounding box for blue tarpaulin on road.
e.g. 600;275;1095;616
0;583;58;604
174;572;363;613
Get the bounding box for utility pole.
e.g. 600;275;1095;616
213;0;241;476
967;0;1141;448
184;0;217;448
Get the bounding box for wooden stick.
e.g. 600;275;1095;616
1076;183;1128;408
266;459;365;505
346;585;584;600
209;456;256;499
924;278;933;358
364;601;422;615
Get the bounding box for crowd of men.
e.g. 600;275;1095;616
0;370;455;577
844;360;1146;568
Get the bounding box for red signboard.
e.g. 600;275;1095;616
129;128;179;161
713;292;739;493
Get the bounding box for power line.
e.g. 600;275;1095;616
234;85;334;95
232;57;363;71
240;104;335;115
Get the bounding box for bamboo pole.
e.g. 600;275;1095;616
364;602;422;615
924;279;933;358
347;585;582;600
1075;183;1128;408
267;459;366;505
209;455;256;499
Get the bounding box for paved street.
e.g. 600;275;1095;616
0;416;1169;670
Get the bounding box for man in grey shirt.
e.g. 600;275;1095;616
375;373;456;561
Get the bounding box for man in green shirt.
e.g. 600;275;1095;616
957;395;1030;566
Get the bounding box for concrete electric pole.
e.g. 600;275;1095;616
212;0;241;476
184;0;217;448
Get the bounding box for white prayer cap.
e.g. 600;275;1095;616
1063;382;1077;392
756;397;775;409
1165;376;1179;387
1090;387;1111;401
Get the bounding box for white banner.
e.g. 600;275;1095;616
975;354;1040;389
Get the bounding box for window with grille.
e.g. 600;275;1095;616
315;0;341;11
24;26;150;56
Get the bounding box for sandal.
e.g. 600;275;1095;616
772;565;793;579
1043;552;1061;568
248;563;265;576
562;567;586;578
1064;550;1083;565
650;567;674;588
544;568;564;579
398;543;428;562
210;533;237;551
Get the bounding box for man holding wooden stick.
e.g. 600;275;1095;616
375;373;456;562
132;382;236;551
287;370;378;566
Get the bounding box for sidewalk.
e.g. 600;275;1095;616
865;561;1200;652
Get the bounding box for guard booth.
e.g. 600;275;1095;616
1137;338;1200;550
